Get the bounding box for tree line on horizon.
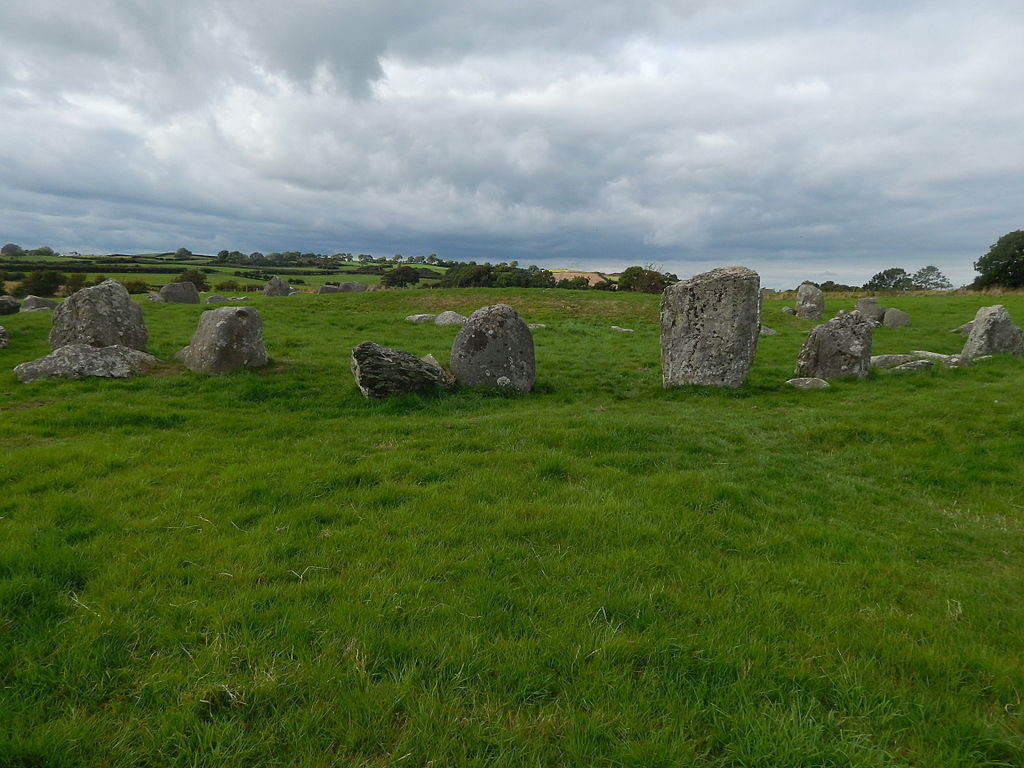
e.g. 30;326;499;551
3;229;1023;292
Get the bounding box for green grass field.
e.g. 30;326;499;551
1;290;1022;767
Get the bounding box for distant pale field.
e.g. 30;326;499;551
1;290;1022;767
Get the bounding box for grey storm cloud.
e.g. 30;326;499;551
1;0;1022;286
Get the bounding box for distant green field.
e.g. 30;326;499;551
1;290;1022;767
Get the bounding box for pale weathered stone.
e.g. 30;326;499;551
20;295;58;312
911;350;951;361
0;326;7;348
759;325;777;336
450;304;535;391
854;297;886;322
175;307;268;374
780;306;796;316
610;326;634;333
263;276;291;297
146;294;165;302
159;281;200;304
871;354;918;368
338;282;366;292
435;311;468;327
794;310;872;380
406;314;436;324
527;323;545;329
882;308;909;327
351;341;453;398
795;283;824;320
961;305;1024;359
660;266;760;388
49;279;147;351
952;321;974;336
891;359;933;372
785;377;830;389
14;344;157;383
0;296;20;315
205;295;229;304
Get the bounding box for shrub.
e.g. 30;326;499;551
174;269;210;291
215;280;241;292
16;269;66;297
119;280;150;294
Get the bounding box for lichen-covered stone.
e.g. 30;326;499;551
48;279;147;351
406;314;436;324
20;295;58;312
660;266;760;388
350;341;453;398
14;344;157;383
785;377;829;389
435;311;468;327
961;305;1024;359
176;307;268;374
854;297;886;322
794;310;872;380
159;281;200;304
882;308;909;327
870;354;918;368
263;276;291;297
0;326;8;348
795;283;824;320
450;304;535;391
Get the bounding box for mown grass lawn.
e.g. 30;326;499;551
1;289;1022;767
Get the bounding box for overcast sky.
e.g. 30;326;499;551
1;1;1021;287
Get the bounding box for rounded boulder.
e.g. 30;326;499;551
450;304;535;391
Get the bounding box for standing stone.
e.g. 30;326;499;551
882;308;909;327
660;266;760;388
159;281;200;304
0;326;7;348
14;344;157;383
20;295;59;312
338;282;366;292
434;311;468;327
175;307;268;374
49;279;147;351
0;296;20;315
263;276;291;297
795;283;824;320
961;305;1024;358
794;310;872;379
350;341;453;398
450;304;535;391
854;297;886;322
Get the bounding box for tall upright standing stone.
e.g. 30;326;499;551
794;310;872;379
450;304;535;391
854;297;886;323
48;279;147;351
660;266;760;388
961;305;1024;358
795;283;824;320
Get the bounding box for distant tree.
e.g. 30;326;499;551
863;267;913;291
911;265;952;290
30;246;55;257
556;276;591;290
174;247;193;260
217;250;230;260
819;280;860;292
380;265;421;288
65;273;88;294
17;270;66;297
973;230;1024;288
1;243;25;259
174;268;209;291
618;266;674;293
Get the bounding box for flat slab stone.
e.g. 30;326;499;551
871;354;918;368
14;344;157;383
610;326;634;333
406;314;437;324
785;377;829;389
20;295;58;312
660;266;760;388
854;297;886;322
891;359;933;372
350;341;453;398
